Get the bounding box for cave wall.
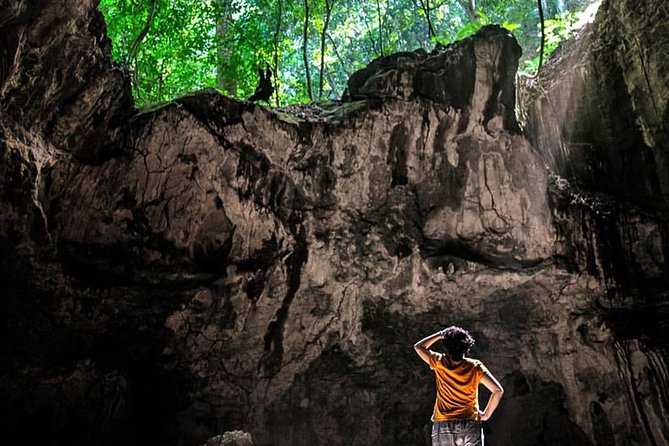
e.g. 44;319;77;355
1;1;669;445
520;0;669;209
519;1;669;443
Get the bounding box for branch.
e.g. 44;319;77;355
361;11;380;56
127;0;157;99
326;32;351;78
127;0;157;66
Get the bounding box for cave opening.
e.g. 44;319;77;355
1;0;668;445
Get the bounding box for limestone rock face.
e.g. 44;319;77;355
0;0;131;162
520;0;669;360
520;0;669;209
1;2;669;446
346;26;521;136
341;26;551;267
518;2;669;445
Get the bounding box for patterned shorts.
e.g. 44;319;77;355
431;419;483;446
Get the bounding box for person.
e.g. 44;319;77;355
414;326;504;446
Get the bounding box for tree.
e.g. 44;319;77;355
99;0;601;106
376;0;384;55
273;0;283;106
216;0;236;96
415;0;436;38
302;0;314;101
458;0;477;21
537;0;546;71
319;0;335;99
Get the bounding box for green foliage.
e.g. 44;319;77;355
100;0;220;105
521;2;600;74
453;18;485;41
98;0;600;107
439;11;519;43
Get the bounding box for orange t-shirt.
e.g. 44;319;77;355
428;352;488;421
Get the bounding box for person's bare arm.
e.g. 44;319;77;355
414;330;444;364
479;371;504;421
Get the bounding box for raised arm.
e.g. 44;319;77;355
479;371;504;421
413;330;444;364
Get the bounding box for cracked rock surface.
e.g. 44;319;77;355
1;1;668;446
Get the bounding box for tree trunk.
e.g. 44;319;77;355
216;0;236;96
303;0;313;101
273;0;283;106
457;0;477;21
537;0;546;71
319;0;333;99
362;12;380;56
376;0;384;55
416;0;436;38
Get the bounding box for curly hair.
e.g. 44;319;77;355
441;326;475;361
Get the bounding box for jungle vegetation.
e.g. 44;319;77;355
99;0;600;107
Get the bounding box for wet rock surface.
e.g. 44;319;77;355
1;1;668;446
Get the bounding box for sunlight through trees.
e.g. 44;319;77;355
99;0;599;107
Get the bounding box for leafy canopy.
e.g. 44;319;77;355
99;0;600;107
